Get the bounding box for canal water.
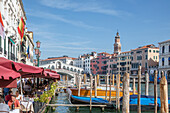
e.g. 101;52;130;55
53;83;170;113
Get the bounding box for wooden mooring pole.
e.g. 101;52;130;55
154;70;158;113
138;66;141;113
122;72;130;113
160;72;169;113
116;74;120;111
90;74;92;112
95;75;97;98
133;77;136;94
145;73;149;96
97;74;100;86
84;74;86;84
109;75;112;103
112;74;115;86
105;73;108;100
78;76;81;96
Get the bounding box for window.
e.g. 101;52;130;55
153;50;155;53
156;50;159;53
162;46;165;53
145;63;147;68
149;50;151;52
169;45;170;52
137;56;142;60
156;56;157;59
131;57;133;61
169;57;170;65
145;55;148;60
153;56;155;59
162;58;164;66
145;50;148;52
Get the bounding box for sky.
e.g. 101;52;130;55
23;0;170;59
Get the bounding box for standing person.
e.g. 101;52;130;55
3;88;9;97
5;91;13;104
16;91;22;101
8;96;20;110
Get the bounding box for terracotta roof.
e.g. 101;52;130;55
120;51;131;54
98;52;110;55
131;44;159;51
42;57;76;61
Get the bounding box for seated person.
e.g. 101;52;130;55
0;95;4;103
16;91;22;101
0;102;9;112
8;95;20;109
5;91;13;104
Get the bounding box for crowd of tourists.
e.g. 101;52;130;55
0;78;50;112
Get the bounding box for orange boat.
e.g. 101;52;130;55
70;86;137;100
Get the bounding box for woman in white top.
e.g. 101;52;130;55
16;91;22;101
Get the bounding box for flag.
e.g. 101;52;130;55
0;12;5;39
27;46;30;58
17;17;25;41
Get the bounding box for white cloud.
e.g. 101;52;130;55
40;0;132;17
27;11;102;30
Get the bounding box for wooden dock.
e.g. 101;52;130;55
46;104;107;112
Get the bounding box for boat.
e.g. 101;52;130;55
70;95;115;108
120;95;170;111
70;86;137;100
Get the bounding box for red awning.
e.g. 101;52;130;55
0;79;17;88
0;66;21;80
0;57;44;77
0;57;22;71
44;69;60;80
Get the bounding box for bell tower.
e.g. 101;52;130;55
114;32;121;54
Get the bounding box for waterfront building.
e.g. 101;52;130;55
25;31;34;66
117;51;131;76
131;44;159;76
91;52;111;75
74;52;97;74
107;55;117;75
0;0;34;65
158;40;170;80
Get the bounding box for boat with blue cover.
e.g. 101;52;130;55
70;95;115;108
120;95;170;111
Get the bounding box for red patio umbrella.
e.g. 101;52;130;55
44;69;60;80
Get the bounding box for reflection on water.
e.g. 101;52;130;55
54;84;170;113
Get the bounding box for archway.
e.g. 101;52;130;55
56;61;61;69
70;61;73;66
63;66;66;69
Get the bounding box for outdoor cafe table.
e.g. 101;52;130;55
9;109;20;113
20;101;34;112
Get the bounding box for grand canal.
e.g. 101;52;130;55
53;83;170;113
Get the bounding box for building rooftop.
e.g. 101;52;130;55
158;39;170;44
42;56;76;61
131;44;159;51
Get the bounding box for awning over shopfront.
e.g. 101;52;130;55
0;57;43;76
0;65;21;80
0;79;17;88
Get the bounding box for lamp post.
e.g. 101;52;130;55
35;40;41;88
